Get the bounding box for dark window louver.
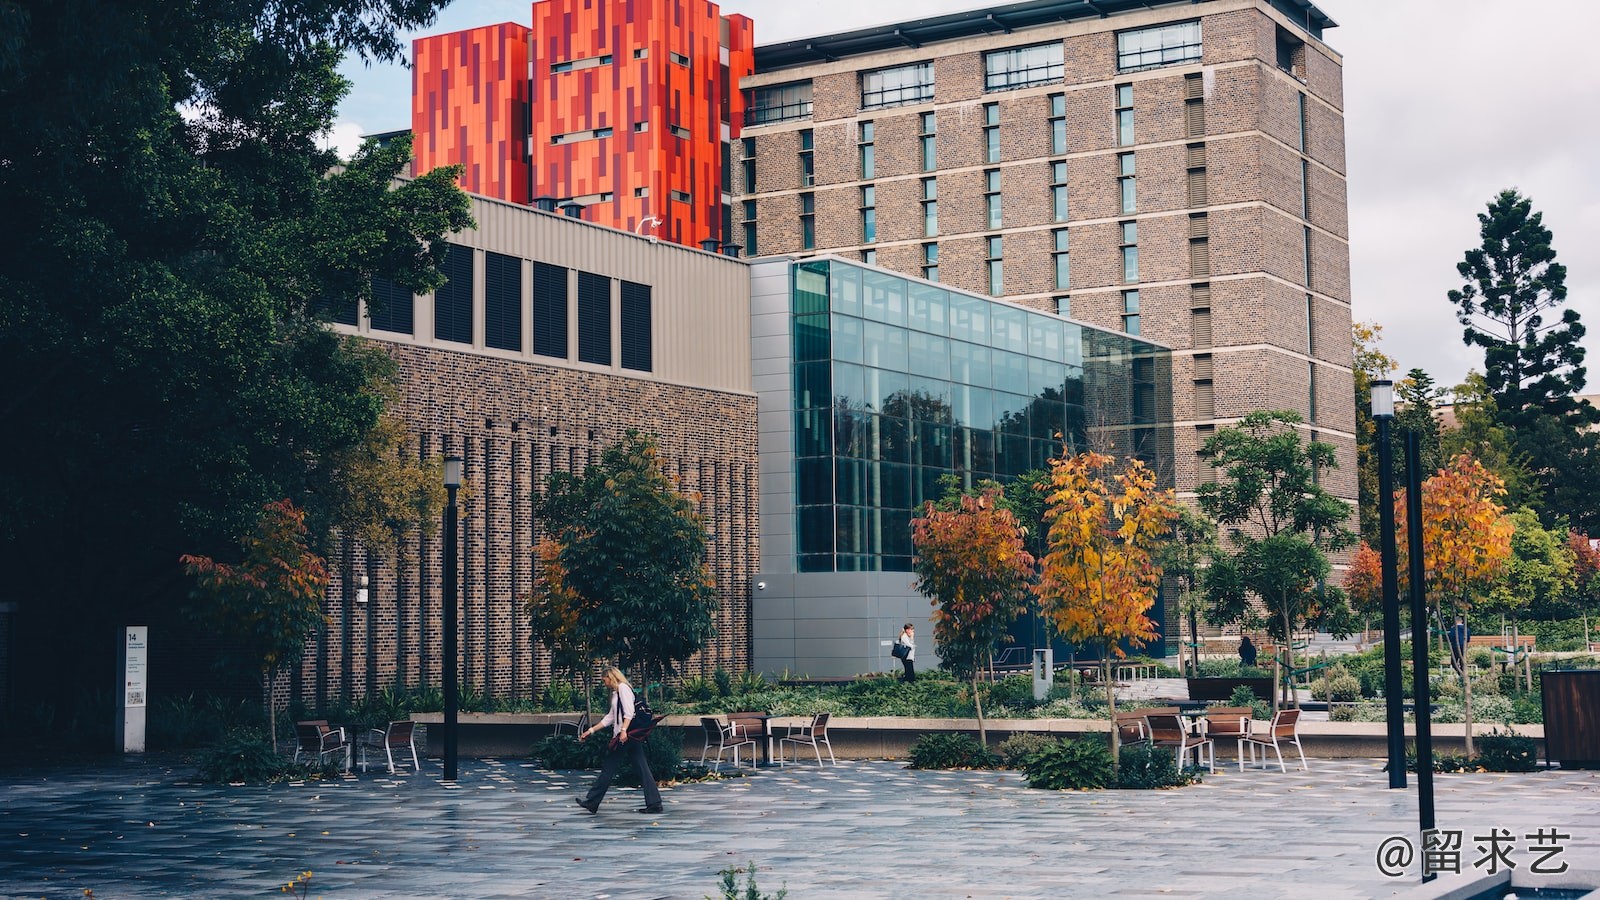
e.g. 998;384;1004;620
620;281;652;372
577;271;612;366
485;251;521;352
323;293;358;325
434;243;473;344
368;275;414;334
532;261;569;359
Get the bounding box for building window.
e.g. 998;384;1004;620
1119;152;1136;214
800;192;815;250
1115;83;1134;146
1190;212;1210;276
1120;220;1139;283
1185;74;1206;138
1187;142;1208;205
668;124;691;140
1048;93;1067;155
748;80;813;125
1122;289;1141;335
920;112;937;171
550;53;612;73
922;177;938;237
1116;20;1202;72
1308;362;1319;422
434;243;473;345
861;61;933;109
633;121;649;133
1305;293;1316;354
670;189;692;203
620;281;652;372
983;103;1001;164
985;168;1002;229
1055;295;1070;318
1276;25;1305;75
669;51;690;66
742;137;757;193
577;271;611;366
1053;228;1070;291
552;126;613;145
799;128;814;187
1301;158;1311;219
984;42;1064;91
485;251;521;352
367;274;413;335
862;249;877;265
743;199;758;256
858;121;875;179
986;236;1003;296
532;261;568;359
922;242;939;282
1303;225;1313;286
861;185;876;243
1298;92;1307;152
1051;160;1068;223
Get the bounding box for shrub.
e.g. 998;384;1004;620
198;729;333;784
736;671;770;695
1114;744;1201;789
985;674;1038;710
996;732;1056;769
1476;731;1539;772
680;675;715;702
1469;648;1495;669
1328;704;1356;722
1512;694;1543;724
714;668;734;698
1311;665;1362;703
907;733;997;770
1227;685;1271;720
1022;737;1113;790
710;862;787;900
533;729;689;784
533;733;605;770
541;681;583;713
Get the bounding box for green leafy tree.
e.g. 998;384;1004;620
1394;369;1445;479
1448;188;1600;531
532;431;717;697
1156;508;1219;676
912;488;1036;747
1566;532;1600;646
181;500;330;750
1441;373;1543;512
1489;509;1576;624
1196;411;1357;708
0;0;472;727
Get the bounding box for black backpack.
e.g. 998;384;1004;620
626;692;657;739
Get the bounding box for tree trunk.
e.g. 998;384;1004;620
1104;654;1120;768
265;668;278;756
972;675;987;749
1185;585;1199;677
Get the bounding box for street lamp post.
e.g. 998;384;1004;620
1371;379;1406;788
1404;430;1437;880
442;455;462;782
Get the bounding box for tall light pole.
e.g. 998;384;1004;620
442;454;462;782
1372;379;1406;788
1404;430;1437;880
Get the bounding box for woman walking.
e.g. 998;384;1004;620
574;667;663;814
897;623;917;683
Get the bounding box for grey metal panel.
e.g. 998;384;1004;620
752;616;796;640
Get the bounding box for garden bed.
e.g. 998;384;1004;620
1187;676;1274;702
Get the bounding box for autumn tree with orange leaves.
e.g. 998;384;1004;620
1567;531;1600;646
912;488;1036;748
1037;451;1177;761
1395;452;1513;755
181;499;330;749
1343;542;1384;650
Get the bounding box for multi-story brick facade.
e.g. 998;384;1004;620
738;0;1355;519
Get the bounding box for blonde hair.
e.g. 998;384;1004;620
601;666;630;687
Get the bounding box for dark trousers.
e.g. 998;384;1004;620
901;658;916;682
583;736;661;808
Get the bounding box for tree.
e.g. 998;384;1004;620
1489;509;1575;625
526;538;599;714
531;431;717;697
1156;508;1219;675
1566;532;1600;646
1394;369;1445;480
1037;451;1177;762
0;0;473;728
1353;322;1398;546
1448;189;1600;530
911;489;1035;747
180;500;330;750
1342;542;1383;651
1395;453;1514;756
1196;411;1357;709
1441;373;1543;513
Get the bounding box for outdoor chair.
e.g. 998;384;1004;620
1145;713;1213;773
554;712;590;738
699;716;756;770
779;712;836;767
1114;706;1178;747
1202;706;1254;771
359;720;422;775
293;720;351;773
1244;708;1308;772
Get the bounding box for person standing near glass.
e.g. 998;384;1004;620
574;666;662;815
897;623;917;683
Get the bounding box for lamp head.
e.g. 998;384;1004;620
443;455;463;488
1370;379;1394;419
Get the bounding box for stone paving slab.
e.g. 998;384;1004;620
0;755;1596;899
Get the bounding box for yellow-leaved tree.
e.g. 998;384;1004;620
1037;451;1177;763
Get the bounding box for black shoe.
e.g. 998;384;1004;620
634;804;663;814
575;797;599;814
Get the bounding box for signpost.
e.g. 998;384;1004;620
116;626;148;753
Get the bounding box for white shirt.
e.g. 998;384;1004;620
596;682;636;731
899;632;915;661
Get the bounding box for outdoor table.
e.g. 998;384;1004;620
728;712;774;766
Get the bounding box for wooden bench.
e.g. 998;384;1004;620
1466;635;1536;652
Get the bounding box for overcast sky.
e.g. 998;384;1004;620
333;0;1600;395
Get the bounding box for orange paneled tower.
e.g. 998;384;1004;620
412;1;753;250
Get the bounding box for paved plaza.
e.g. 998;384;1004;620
1;752;1597;899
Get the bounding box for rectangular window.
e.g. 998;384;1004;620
1301;158;1311;219
620;281;652;372
985;168;1002;230
1116;20;1202;72
922;176;938;237
799;128;814;187
919;112;937;171
532;261;568;359
800;192;815;250
743;199;758;256
858;121;875;179
861;61;933;109
922;242;939;282
1308;362;1319;422
1303;225;1313;286
550;53;612;74
1121;220;1139;283
1048;93;1068;154
1122;289;1141;335
367;274;413;335
670;189;692;203
1053;228;1070;291
1305;293;1316;355
984;42;1065;91
434;243;473;345
748;80;813;125
1298;92;1307;152
1051;160;1068;222
576;271;611;366
861;185;876;243
1055;295;1070;318
983;103;1001;164
669;51;690;66
484;251;521;352
1115;83;1134;146
986;236;1003;296
1119;152;1136;214
862;249;876;265
551;127;613;145
742;137;757;193
668;124;691;140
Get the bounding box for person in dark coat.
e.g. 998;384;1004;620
1239;635;1258;668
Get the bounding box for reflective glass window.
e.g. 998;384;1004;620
909;284;948;335
862;321;909;371
991;305;1027;353
909;332;950;380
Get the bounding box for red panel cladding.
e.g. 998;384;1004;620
412;23;532;204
